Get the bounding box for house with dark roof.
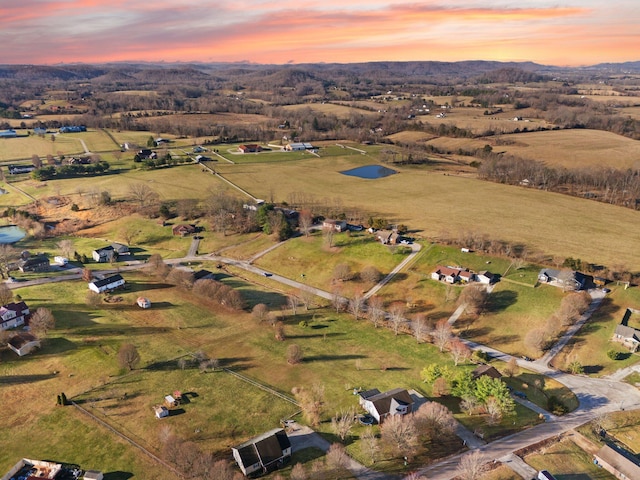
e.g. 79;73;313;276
613;308;640;351
477;271;497;285
8;332;40;356
172;224;197;236
0;301;30;330
232;428;291;477
92;243;130;263
537;268;585;290
472;364;503;380
19;255;50;273
358;388;414;424
88;274;125;294
594;443;640;480
375;230;399;245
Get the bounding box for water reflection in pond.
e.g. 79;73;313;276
340;165;398;179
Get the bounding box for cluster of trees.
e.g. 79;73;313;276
422;365;515;424
478;154;640;210
31;161;110;181
145;254;245;310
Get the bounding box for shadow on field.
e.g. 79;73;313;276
287;332;344;340
0;374;57;385
104;471;133;480
73;325;170;337
304;354;366;362
126;282;173;292
487;290;518;312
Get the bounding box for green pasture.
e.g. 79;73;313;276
525;438;615;480
254;231;409;293
457;282;564;358
552;285;640;376
0;134;85;161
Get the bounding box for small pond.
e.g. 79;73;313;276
340;164;398;179
0;225;26;244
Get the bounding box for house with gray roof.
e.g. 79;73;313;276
613;308;640;351
232;428;291;477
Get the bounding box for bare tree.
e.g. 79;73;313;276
29;307;55;338
412;314;430;343
166;269;195;289
458;284;489;317
274;321;285;341
367;295;385;328
524;328;548;355
432;319;452;352
360;428;380;464
299;209;313;237
81;268;93;282
298;288;315;311
120;228;140;247
32;154;42;168
0;283;13;306
290;463;308;480
389;302;406;336
331;284;346;313
287;294;299;316
456;450;487;480
413;401;457;438
348;292;365;320
287;344;303;364
558;291;592;326
323;226;335;249
360;265;381;284
57;239;75;258
485;397;503;425
326;443;349;471
449;337;472;366
333;263;352;282
331;408;356;441
117;343;141;370
557;269;578;292
504;357;519;377
252;303;270;322
292;384;324;427
380;414;419;458
0;245;18;279
85;291;101;307
128;182;159;207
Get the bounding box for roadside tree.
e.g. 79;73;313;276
30;307;55;338
432;319;452;352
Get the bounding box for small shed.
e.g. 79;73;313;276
8;333;41;356
165;395;178;407
136;297;151;309
154;405;169;419
83;470;104;480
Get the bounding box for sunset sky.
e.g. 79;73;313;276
2;0;639;66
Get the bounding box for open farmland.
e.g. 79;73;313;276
214;156;640;270
282;102;379;118
0;134;86;161
495;129;640;170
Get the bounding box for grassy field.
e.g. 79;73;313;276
213;156;640;271
479;465;522;480
552;285;640;376
0;134;86;161
281;102;379;119
524;437;615;480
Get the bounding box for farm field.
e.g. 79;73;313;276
213;156;640;271
0;134;86;161
281;102;379;118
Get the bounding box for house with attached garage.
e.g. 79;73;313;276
358;388;414;424
431;266;462;284
232;428;291;477
613;308;640;351
537;268;586;290
19;255;50;273
88;274;125;294
322;219;347;232
92;243;130;263
0;301;30;330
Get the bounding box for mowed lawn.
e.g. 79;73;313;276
214;156;640;271
552;285;640;376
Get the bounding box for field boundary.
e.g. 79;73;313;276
500;277;536;288
223;368;300;406
71;401;185;478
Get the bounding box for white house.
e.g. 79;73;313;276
0;301;30;330
358;388;414;424
431;266;462;284
8;333;40;356
322;219;347;232
232;428;291;477
88;274;125;294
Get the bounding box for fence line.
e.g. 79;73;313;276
223;368;300;406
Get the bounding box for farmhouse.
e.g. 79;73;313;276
172;224;197;236
239;144;262;153
594;444;640;479
537;268;585;290
0;301;30;330
458;270;475;283
322;219;347;232
88;274;125;294
92;244;129;263
612;308;640;351
19;255;50;273
431;266;463;284
8;332;40;356
232;428;291;477
358;388;414;424
375;230;399;245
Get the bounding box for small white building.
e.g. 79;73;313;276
88;274;125;294
136;297;151;309
83;471;104;480
54;256;68;265
8;333;40;356
154;405;169;419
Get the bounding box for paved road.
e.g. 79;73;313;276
364;242;422;299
